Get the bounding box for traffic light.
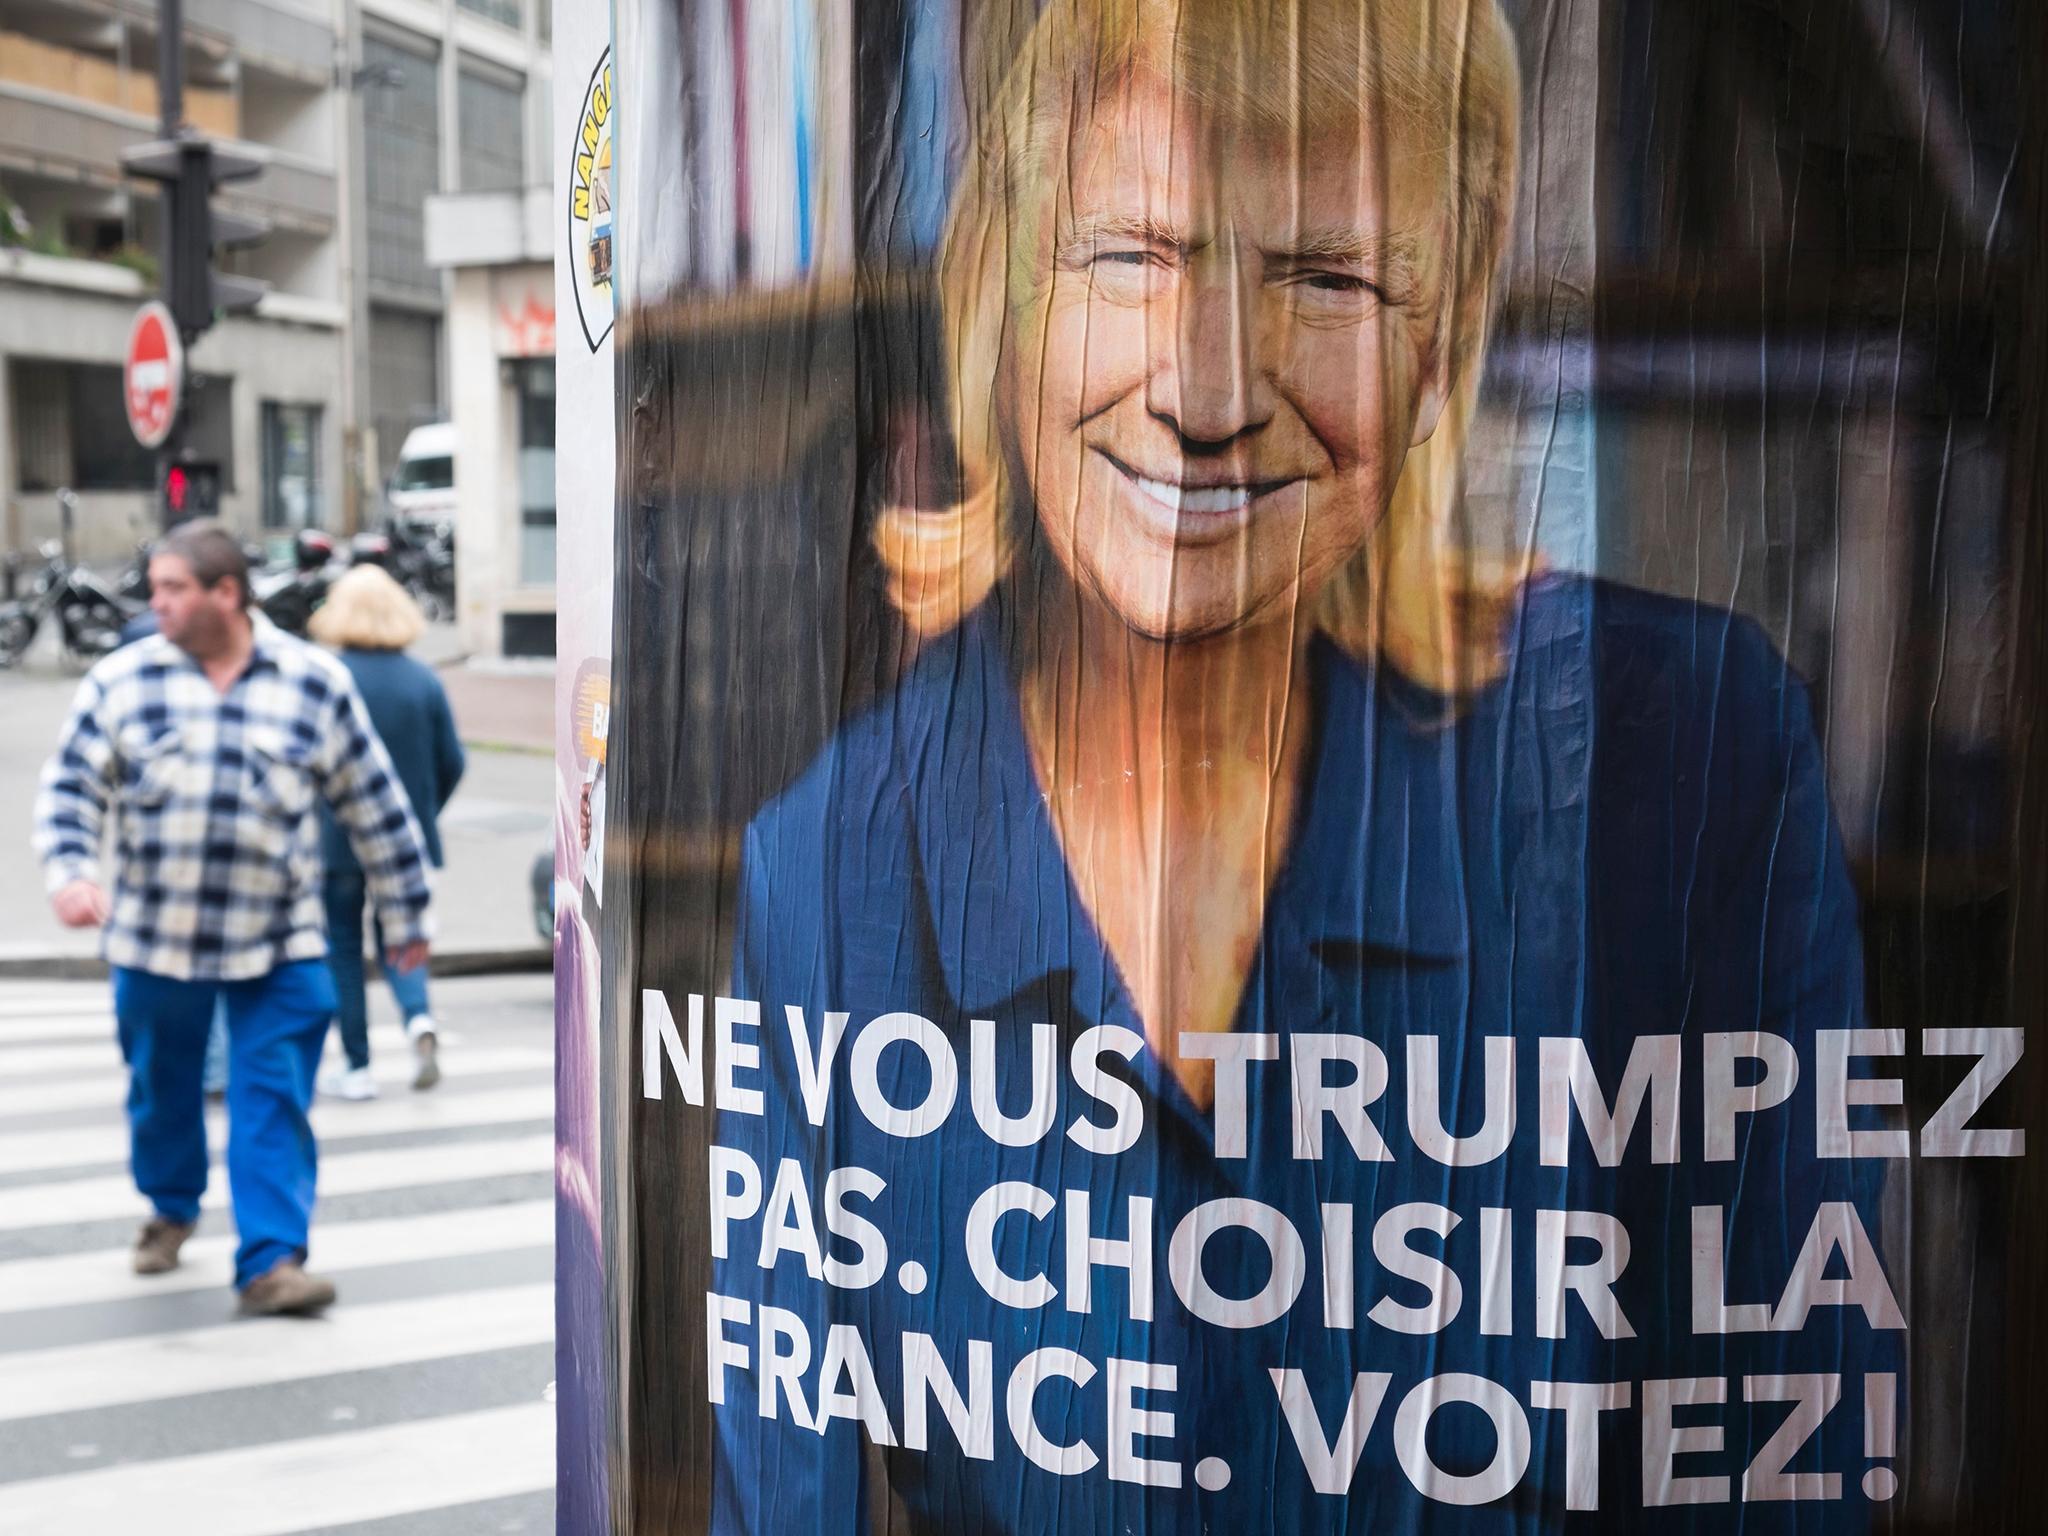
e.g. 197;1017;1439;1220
120;135;269;340
162;458;222;522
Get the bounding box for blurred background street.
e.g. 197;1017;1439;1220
0;971;556;1534
0;612;558;1532
0;619;551;975
0;0;567;1524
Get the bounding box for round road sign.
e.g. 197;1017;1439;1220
124;301;184;451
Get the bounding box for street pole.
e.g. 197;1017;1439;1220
156;0;182;133
154;0;187;527
338;0;373;535
126;0;261;528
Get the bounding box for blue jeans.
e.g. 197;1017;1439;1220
202;998;228;1095
323;871;431;1071
113;960;337;1289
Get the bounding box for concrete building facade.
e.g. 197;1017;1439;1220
0;0;551;560
424;182;551;658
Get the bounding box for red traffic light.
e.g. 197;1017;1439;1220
161;460;221;523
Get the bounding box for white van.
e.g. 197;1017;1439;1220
387;422;458;524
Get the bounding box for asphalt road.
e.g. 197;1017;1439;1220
0;971;557;1534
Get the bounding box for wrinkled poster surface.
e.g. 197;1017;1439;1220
591;0;2047;1530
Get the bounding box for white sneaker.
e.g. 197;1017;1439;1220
336;1066;379;1102
407;1015;440;1091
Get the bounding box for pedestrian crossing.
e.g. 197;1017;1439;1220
0;1405;554;1536
0;975;558;1533
0;1083;556;1177
0;1034;552;1120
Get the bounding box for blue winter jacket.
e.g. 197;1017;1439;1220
319;647;464;873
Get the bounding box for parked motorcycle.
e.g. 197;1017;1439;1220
253;528;342;637
0;492;144;667
111;540;154;609
351;515;455;623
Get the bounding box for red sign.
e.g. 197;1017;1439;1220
124;301;183;450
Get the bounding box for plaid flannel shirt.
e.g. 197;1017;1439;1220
33;627;434;982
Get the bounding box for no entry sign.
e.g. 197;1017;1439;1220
124;301;183;450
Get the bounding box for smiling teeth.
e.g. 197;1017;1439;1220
1133;475;1253;514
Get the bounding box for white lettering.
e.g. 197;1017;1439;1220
1815;1029;1908;1158
642;989;704;1103
1702;1032;1798;1162
1407;1036;1515;1166
966;1182;1056;1308
1539;1035;1681;1166
1007;1349;1097;1475
1168;1198;1307;1329
1366;1202;1462;1336
850;1012;957;1137
971;1019;1058;1146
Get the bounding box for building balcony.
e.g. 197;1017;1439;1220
0;80;336;236
424;186;551;270
180;0;333;86
10;0;332;88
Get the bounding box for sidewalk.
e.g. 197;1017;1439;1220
0;623;553;978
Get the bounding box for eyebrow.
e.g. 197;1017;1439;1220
1267;227;1430;307
1062;213;1189;250
1060;214;1429;303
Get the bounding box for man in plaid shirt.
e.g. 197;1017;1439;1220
34;520;434;1315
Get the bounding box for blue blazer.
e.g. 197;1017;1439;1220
319;647;464;873
710;574;1892;1534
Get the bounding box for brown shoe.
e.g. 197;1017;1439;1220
237;1260;337;1317
409;1018;440;1091
132;1217;196;1276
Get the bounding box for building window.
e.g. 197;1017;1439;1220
12;361;152;492
363;34;442;300
458;67;525;193
261;403;323;530
515;358;555;585
10;361;231;495
369;307;443;486
457;0;522;28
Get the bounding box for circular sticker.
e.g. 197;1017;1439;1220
568;50;615;353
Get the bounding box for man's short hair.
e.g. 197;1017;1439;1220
158;519;251;609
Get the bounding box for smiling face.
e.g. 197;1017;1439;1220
1004;60;1455;641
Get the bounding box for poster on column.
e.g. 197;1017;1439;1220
554;0;616;1530
597;0;2048;1530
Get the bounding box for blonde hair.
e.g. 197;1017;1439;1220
875;0;1527;692
309;564;426;652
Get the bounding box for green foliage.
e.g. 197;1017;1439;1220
106;242;159;285
0;189;31;248
0;185;156;282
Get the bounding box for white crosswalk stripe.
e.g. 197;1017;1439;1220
0;1283;555;1421
0;1133;554;1230
0;1403;554;1535
0;1083;553;1176
0;1199;554;1314
0;996;133;1029
0;1042;551;1118
0;1012;471;1046
0;977;559;1533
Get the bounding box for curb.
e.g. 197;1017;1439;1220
0;946;552;983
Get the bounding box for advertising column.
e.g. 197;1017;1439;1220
553;2;615;1530
598;2;2046;1531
